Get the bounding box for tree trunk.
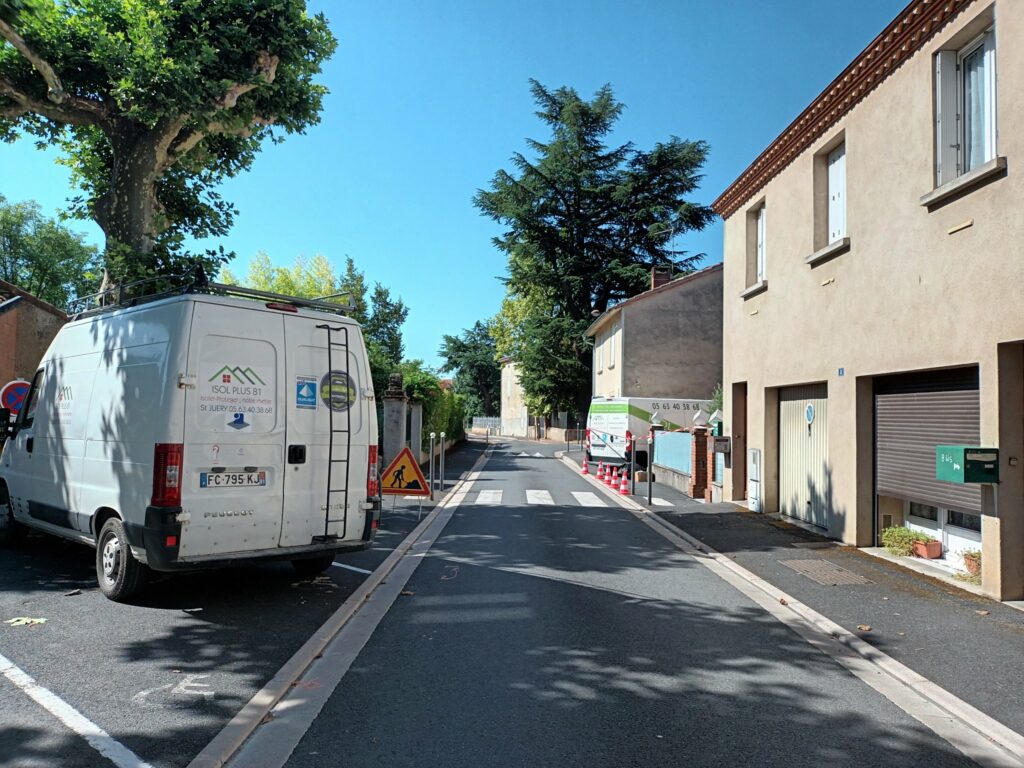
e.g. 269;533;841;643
95;130;166;289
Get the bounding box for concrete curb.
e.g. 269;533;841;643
186;448;491;768
556;452;1024;767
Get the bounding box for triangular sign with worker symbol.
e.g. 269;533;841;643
380;447;430;496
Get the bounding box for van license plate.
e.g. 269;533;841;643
200;471;266;489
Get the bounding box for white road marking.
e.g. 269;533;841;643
132;674;215;708
517;451;530;457
330;562;373;575
651;497;673;507
476;489;503;505
526;490;554;505
194;448;494;768
0;651;154;768
533;452;545;458
571;491;607;507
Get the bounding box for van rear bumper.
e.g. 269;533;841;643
125;506;374;572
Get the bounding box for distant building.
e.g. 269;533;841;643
714;0;1023;599
499;357;529;437
0;280;66;385
585;264;723;400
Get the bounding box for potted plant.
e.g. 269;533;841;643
962;549;981;575
881;526;917;557
912;533;942;559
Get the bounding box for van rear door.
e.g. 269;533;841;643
281;316;366;546
179;302;286;558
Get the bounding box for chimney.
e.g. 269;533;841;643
651;266;673;290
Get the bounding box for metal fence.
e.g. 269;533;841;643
472;416;501;431
653;431;692;475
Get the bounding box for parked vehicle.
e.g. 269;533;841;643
0;275;381;601
585;396;710;468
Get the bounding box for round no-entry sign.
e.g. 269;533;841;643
0;379;31;414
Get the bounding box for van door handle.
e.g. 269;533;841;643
287;445;306;464
26;437;33;453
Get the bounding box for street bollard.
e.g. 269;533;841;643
429;432;436;501
439;432;446;492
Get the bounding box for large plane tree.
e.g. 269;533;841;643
0;0;336;286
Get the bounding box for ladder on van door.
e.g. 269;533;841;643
315;324;353;542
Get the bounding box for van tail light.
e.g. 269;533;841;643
625;430;633;448
367;444;379;499
152;443;183;507
585;428;591;447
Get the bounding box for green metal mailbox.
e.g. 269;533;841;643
935;445;999;484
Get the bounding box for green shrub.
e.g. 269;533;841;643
881;526;934;557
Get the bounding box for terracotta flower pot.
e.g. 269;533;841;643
962;553;981;575
912;540;942;559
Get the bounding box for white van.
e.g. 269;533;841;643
586;396;710;468
0;279;381;601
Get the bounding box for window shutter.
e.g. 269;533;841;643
935;50;959;185
983;31;997;162
827;144;846;242
756;206;766;281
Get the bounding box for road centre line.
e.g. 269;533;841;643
187;446;492;768
557;452;1024;768
0;651;154;768
330;562;373;575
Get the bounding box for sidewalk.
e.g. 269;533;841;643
584;459;1024;740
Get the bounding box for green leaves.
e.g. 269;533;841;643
439;321;500;417
477;81;715;417
0;194;100;307
1;1;337;281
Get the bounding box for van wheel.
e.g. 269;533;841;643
291;554;335;578
96;518;147;602
0;485;25;547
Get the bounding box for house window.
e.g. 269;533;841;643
935;29;996;185
908;502;939;522
947;509;981;532
755;205;766;282
827;144;846;242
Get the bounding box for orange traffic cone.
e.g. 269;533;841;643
608;467;617;487
596;461;605;480
619;469;630;495
581;456;589;475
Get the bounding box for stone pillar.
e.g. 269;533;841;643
408;400;424;464
382;373;407;470
689;427;708;499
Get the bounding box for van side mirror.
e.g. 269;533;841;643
0;408;12;437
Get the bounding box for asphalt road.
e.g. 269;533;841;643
0;442;478;768
273;439;977;768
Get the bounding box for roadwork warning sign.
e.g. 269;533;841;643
381;447;430;496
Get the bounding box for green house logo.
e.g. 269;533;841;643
208;366;266;385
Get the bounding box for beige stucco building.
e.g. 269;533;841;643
715;0;1023;599
587;264;723;400
499;357;529;437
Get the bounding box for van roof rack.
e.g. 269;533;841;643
68;265;356;319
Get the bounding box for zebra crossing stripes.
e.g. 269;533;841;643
570;492;607;508
476;490;503;505
650;498;673;507
525;490;554;505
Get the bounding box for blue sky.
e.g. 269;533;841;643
0;0;904;368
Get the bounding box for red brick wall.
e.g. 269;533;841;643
689;427;708;498
0;310;18;384
13;304;64;379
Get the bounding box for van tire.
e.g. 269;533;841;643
291;554;335;578
96;518;147;601
0;485;25;547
